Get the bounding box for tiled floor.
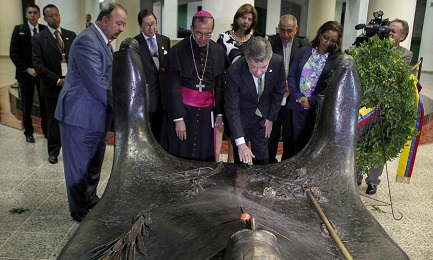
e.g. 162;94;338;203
1;55;433;259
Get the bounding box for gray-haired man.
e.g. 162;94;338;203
225;36;286;165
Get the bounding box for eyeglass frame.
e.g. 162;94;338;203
193;30;213;39
320;34;339;45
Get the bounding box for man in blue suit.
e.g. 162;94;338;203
55;3;127;222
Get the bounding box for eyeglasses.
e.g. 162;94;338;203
194;31;213;39
321;34;338;45
144;22;157;28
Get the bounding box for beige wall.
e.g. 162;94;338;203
306;0;336;42
0;1;23;56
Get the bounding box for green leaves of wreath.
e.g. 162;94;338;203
345;35;418;174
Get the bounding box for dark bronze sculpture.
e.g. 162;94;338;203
58;39;408;259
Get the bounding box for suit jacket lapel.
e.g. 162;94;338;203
290;38;300;63
156;35;165;65
241;61;257;100
42;29;62;55
61;29;73;55
275;37;283;56
91;25;112;60
23;23;31;39
138;34;158;71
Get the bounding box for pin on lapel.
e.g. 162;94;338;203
269;69;273;73
66;37;69;40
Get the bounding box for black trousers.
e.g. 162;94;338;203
149;105;164;144
268;105;296;163
292;108;317;154
45;97;61;156
19;80;47;136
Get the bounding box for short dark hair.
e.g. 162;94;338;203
26;4;40;12
97;2;127;21
310;21;343;54
389;18;410;42
231;4;258;35
192;17;214;30
137;9;157;26
42;4;58;17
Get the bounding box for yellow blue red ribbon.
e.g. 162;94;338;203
396;75;424;183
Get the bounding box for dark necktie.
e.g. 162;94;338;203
255;77;264;117
107;41;113;53
257;77;264;99
33;27;37;36
54;30;63;52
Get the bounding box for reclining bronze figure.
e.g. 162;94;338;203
58;38;408;259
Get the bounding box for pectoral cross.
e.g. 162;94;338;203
196;80;205;92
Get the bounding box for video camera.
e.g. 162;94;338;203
354;10;390;46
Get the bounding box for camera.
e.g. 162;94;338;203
354;10;390;46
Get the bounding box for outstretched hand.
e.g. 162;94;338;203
237;143;255;164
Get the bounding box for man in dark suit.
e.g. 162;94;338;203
9;4;47;143
267;14;308;163
32;4;76;164
134;9;170;143
225;36;285;165
55;3;127;222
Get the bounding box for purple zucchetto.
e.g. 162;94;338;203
193;10;213;18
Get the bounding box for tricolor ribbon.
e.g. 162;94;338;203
396;75;424;183
357;106;380;128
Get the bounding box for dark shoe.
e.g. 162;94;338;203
70;212;88;223
366;184;377;194
25;135;35;143
89;196;100;210
48;155;58;164
357;177;362;186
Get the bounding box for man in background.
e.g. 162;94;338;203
85;14;93;28
267;14;308;163
10;4;47;143
32;4;76;164
134;9;170;143
55;3;127;222
389;18;413;66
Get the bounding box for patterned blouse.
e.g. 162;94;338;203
299;48;329;97
217;30;253;64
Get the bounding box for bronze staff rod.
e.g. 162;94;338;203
306;189;353;260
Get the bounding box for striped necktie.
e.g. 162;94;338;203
54;30;63;52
